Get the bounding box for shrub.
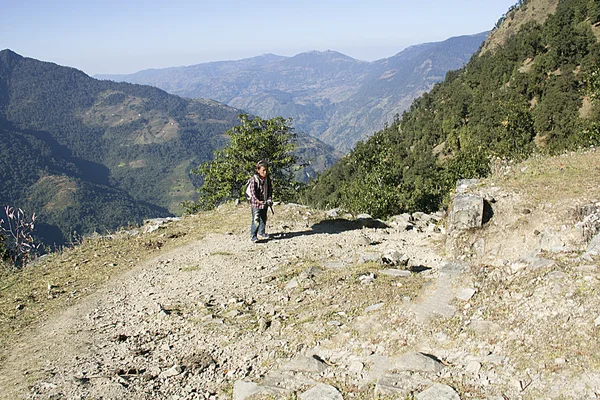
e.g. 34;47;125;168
0;206;40;268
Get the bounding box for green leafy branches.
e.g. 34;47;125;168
186;114;299;211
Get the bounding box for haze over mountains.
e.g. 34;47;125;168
303;0;600;218
4;0;597;257
96;32;489;152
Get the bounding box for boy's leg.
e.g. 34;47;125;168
250;208;260;241
257;208;268;237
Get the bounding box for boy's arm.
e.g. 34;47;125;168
249;176;262;204
267;177;273;201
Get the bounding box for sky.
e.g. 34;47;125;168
1;0;518;76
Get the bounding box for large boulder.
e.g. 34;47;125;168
447;194;484;233
445;190;485;258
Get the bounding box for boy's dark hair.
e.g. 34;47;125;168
255;160;268;170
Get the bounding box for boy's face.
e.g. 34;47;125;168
257;166;267;178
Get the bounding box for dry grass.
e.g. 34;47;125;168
488;148;600;206
266;258;426;358
0;203;248;355
0;202;348;358
480;0;559;55
2;149;600;398
445;148;600;396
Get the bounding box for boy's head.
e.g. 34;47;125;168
255;160;268;178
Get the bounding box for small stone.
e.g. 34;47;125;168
299;266;323;280
483;355;505;364
456;288;476;301
158;364;182;379
349;360;364;374
233;381;261;400
225;309;241;318
358;235;373;245
326;208;341;217
299;383;343;400
434;332;449;342
416;383;460;400
381;250;409;267
282;355;328;373
359;253;380;263
285;278;299;290
182;351;216;371
148;365;161;377
509;260;528;274
381;269;411;277
269;319;282;332
364;303;384;313
469;320;501;335
394;352;444;373
358;273;376;285
465;360;481;374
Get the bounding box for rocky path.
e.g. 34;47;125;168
3;199;599;399
0;205;456;399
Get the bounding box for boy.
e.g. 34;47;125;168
249;160;273;242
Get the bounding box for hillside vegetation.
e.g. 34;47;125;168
303;0;600;218
0;51;339;247
0;49;245;245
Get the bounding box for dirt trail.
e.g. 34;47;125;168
4;153;600;399
0;205;446;399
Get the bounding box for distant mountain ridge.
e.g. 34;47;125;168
0;49;340;245
0;49;242;245
96;32;489;152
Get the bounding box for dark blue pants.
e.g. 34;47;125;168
250;207;268;240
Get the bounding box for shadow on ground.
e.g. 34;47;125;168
270;218;365;240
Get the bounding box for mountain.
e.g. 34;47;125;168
0;49;245;245
302;0;600;218
320;33;491;149
0;50;340;246
96;33;489;152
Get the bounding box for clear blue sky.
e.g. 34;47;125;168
1;0;518;76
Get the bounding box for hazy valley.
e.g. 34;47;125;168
97;32;489;152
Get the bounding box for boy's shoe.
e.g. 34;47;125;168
251;237;258;243
258;234;270;240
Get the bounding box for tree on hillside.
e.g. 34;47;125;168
186;114;299;212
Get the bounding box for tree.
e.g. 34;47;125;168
186;114;299;211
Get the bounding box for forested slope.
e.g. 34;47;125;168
303;0;600;217
0;49;241;245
